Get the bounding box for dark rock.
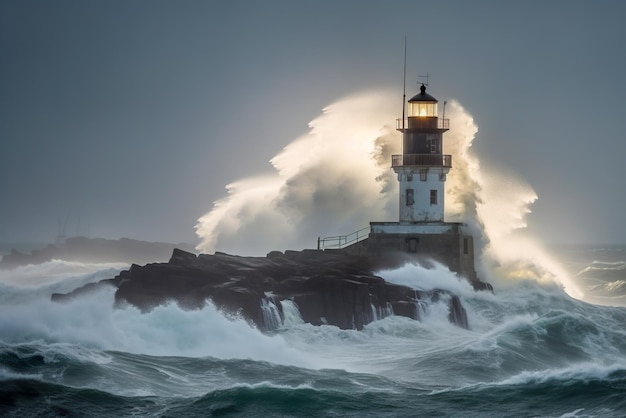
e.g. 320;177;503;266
391;301;420;320
169;248;198;265
52;249;470;331
471;279;494;292
447;295;468;329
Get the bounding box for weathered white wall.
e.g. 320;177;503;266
394;167;449;222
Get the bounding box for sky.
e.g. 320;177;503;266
1;0;626;248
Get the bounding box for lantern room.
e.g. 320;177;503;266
408;84;438;117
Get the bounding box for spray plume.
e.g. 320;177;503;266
196;91;400;255
195;90;582;298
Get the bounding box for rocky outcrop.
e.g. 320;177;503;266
471;280;494;292
52;249;470;331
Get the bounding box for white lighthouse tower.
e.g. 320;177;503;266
393;83;450;223
319;80;481;286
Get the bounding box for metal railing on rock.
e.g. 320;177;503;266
317;226;370;250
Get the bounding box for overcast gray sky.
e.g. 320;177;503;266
1;0;625;247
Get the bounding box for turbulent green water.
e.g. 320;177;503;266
1;246;626;417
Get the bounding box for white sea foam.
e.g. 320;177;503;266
577;261;626;277
0;260;127;307
497;362;626;386
226;381;315;391
558;409;587;418
0;366;42;381
377;261;475;296
464;313;539;353
0;284;312;368
603;280;626;292
0;259;128;287
280;299;304;326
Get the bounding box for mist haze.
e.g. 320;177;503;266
2;1;625;248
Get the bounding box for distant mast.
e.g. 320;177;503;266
56;216;68;244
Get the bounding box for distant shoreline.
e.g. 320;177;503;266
0;237;196;269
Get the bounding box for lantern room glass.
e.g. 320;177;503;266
408;101;437;117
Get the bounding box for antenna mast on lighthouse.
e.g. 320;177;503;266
401;37;407;131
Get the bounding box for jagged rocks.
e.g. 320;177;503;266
52;249;470;331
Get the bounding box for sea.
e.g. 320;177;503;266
1;244;626;417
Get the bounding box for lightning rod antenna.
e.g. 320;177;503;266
402;36;407;131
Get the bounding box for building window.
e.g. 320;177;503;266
420;170;427;181
430;190;437;205
407;173;413;181
407;238;418;252
463;238;469;254
439;173;446;182
406;189;414;206
429;139;437;153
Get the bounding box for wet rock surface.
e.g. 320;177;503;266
52;249;471;331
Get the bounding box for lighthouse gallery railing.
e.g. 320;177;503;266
396;118;450;130
392;154;452;168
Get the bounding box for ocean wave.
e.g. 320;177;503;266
0;367;42;382
497;363;626;386
3;262;626;416
578;260;625;276
424;371;626;417
603;279;626;291
0;286;313;368
0;378;169;418
0;262;126;306
4;372;624;418
0;259;128;283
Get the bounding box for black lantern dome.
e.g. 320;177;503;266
407;84;438;117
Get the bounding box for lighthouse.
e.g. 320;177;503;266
321;81;481;285
393;83;450;223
